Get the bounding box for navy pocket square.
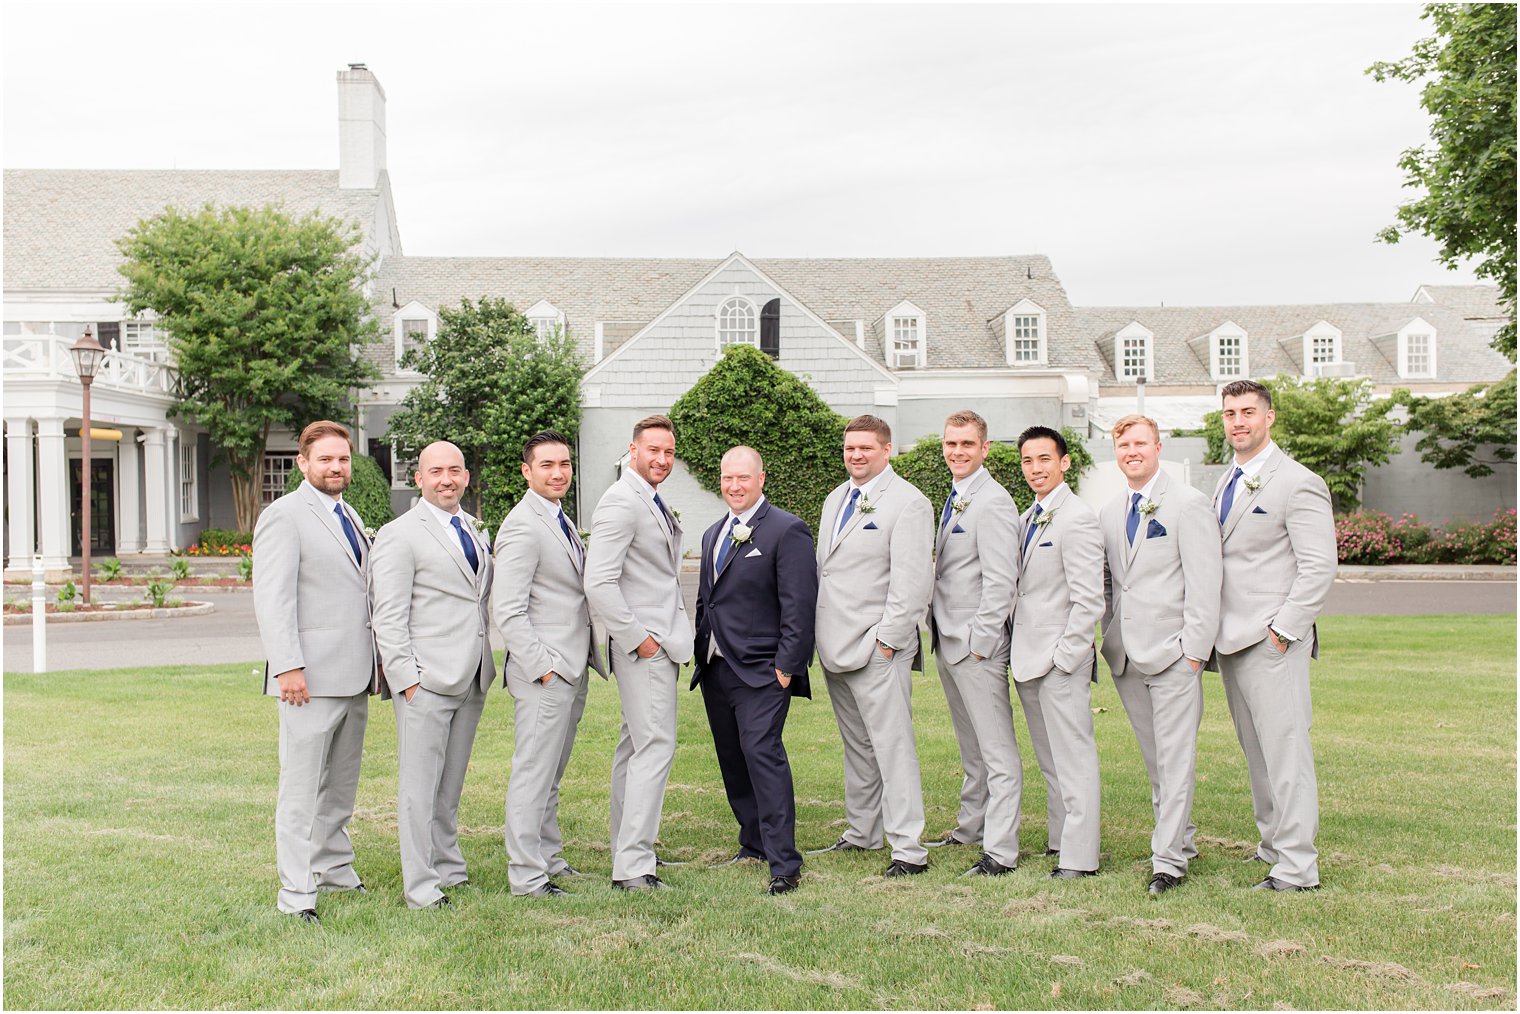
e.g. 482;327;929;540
863;521;880;530
1038;541;1054;548
1251;506;1268;515
950;524;967;534
1146;519;1167;539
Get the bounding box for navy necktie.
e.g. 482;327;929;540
714;516;740;573
557;509;582;560
653;492;675;532
451;515;479;573
1022;503;1044;558
334;504;362;564
1126;492;1143;545
1218;466;1245;527
939;488;958;531
836;487;861;536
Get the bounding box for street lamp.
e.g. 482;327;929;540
70;325;107;606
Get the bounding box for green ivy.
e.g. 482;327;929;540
894;428;1094;512
285;454;395;530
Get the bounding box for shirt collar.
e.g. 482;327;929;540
527;487;564;516
1234;440;1276;478
950;466;987;497
1034;480;1068;508
849;465;894;499
625;466;659;499
1126;471;1161;502
728;495;766;527
421;496;467;529
304;480;344;509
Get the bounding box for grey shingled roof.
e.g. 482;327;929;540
1077;303;1513;385
370;253;1093;374
1415;284;1510;320
3;169;386;291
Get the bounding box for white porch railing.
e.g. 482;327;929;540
2;335;179;396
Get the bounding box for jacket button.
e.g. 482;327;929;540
478;631;485;637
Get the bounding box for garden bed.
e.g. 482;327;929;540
2;601;214;624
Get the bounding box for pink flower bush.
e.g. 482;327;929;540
1335;509;1516;565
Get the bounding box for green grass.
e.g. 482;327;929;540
5;615;1515;1009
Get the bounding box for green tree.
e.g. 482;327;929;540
1369;3;1517;359
285;453;395;529
1402;368;1517;478
894;427;1093;512
384;296;583;527
116;204;380;532
1177;376;1403;511
669;344;847;536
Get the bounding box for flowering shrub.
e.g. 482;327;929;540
178;542;252;558
1335;509;1515;565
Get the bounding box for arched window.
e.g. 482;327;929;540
716;297;758;348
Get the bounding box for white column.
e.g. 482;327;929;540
5;418;35;571
142;426;171;554
35;417;69;570
117;428;143;554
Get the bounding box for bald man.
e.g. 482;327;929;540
370;442;496;910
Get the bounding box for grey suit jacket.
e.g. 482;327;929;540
930;469;1021;665
1100;471;1222;678
253;480;378;698
815;467;934;673
584;470;695;664
1210;447;1336;657
369;500;495;697
492;493;608;685
1009;482;1105;683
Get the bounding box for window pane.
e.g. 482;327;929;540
718;298;757;346
263;452;298;505
1121;336;1148;378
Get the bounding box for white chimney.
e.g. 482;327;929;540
337;64;387;190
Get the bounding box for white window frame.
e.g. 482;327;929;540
524;298;565;340
1004;298;1047;366
390;439;417;491
393;300;439;373
884;300;926;369
1114;321;1154;382
1302;321;1343;374
262;451;298;505
179;438;199;521
1208;321;1249;381
1398;318;1438;379
122;319;172;363
715;296;759;350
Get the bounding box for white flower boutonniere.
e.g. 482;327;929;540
857;493;877;515
578;528;591;545
362;526;378;541
730;523;754;545
1243;475;1263;494
1034;508;1057;527
951;495;970;514
1137;499;1160;517
471;517;488;534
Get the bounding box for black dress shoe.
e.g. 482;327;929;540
422;895;452;910
555;864;583;878
1043;847;1061;857
291;908;320;924
805;837;871;855
1049;867;1098;879
924;833;973;848
962;854;1016;877
1148;872;1183;895
1253;876;1318;892
612;874;672;891
768;875;801;895
717;850;768;866
883;859;929;878
352;883;367;894
1241;852;1270;864
524;881;568;898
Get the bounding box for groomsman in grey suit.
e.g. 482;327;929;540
254;420;379;924
370;441;495;910
493;431;607;898
926;410;1023;877
584;414;696;891
810;415;934;878
1210;380;1336;892
1099;415;1221;895
1010;425;1105;879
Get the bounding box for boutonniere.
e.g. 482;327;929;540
857;493;877;515
362;526;378;541
671;508;681;523
1137;499;1160;517
578;528;591;544
471;517;489;535
730;523;754;545
951;495;970;514
1243;475;1262;494
1034;508;1057;527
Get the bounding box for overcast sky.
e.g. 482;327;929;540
3;2;1480;307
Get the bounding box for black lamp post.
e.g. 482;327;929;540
70;326;107;605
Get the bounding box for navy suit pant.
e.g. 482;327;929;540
699;656;801;878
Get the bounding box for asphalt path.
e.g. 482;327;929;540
3;575;1513;674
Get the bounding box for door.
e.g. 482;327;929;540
70;458;116;556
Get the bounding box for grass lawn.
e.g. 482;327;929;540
5;615;1515;1010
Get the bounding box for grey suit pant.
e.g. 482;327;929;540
937;648;1022;867
275;691;369;914
394;680;487;909
1111;655;1202;877
505;669;590;894
1015;653;1101;872
1219;637;1320;887
609;650;679;881
823;649;928;865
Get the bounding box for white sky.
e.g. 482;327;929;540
3;2;1480;307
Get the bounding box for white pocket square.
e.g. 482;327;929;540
744;548;763;558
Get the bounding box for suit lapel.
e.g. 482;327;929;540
715;500;768;585
1126;472;1168;567
417;502;479;585
534;496;583;574
1222;455;1280;541
1024;483;1069;565
624;470;677;559
937;469;986;553
301;484;363;575
826;472;889;560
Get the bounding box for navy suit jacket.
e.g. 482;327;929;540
692;499;818;698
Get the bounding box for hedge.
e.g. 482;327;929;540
1335;508;1516;565
894;429;1093;512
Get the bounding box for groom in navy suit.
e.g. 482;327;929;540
692;446;818;895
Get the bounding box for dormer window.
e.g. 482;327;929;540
716;296;758;348
1300;320;1345;377
393;300;439;371
1373;316;1438;379
885;300;925;368
525;298;565;340
1114;321;1154;381
1404;331;1434;377
1004;298;1047;365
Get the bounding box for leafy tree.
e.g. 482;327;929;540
1402;368;1517;478
895;427;1094;512
117;204;380;532
284;453;395;529
1176;376;1402;511
1369;3;1517;359
384;296;583;527
669;344;847;536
